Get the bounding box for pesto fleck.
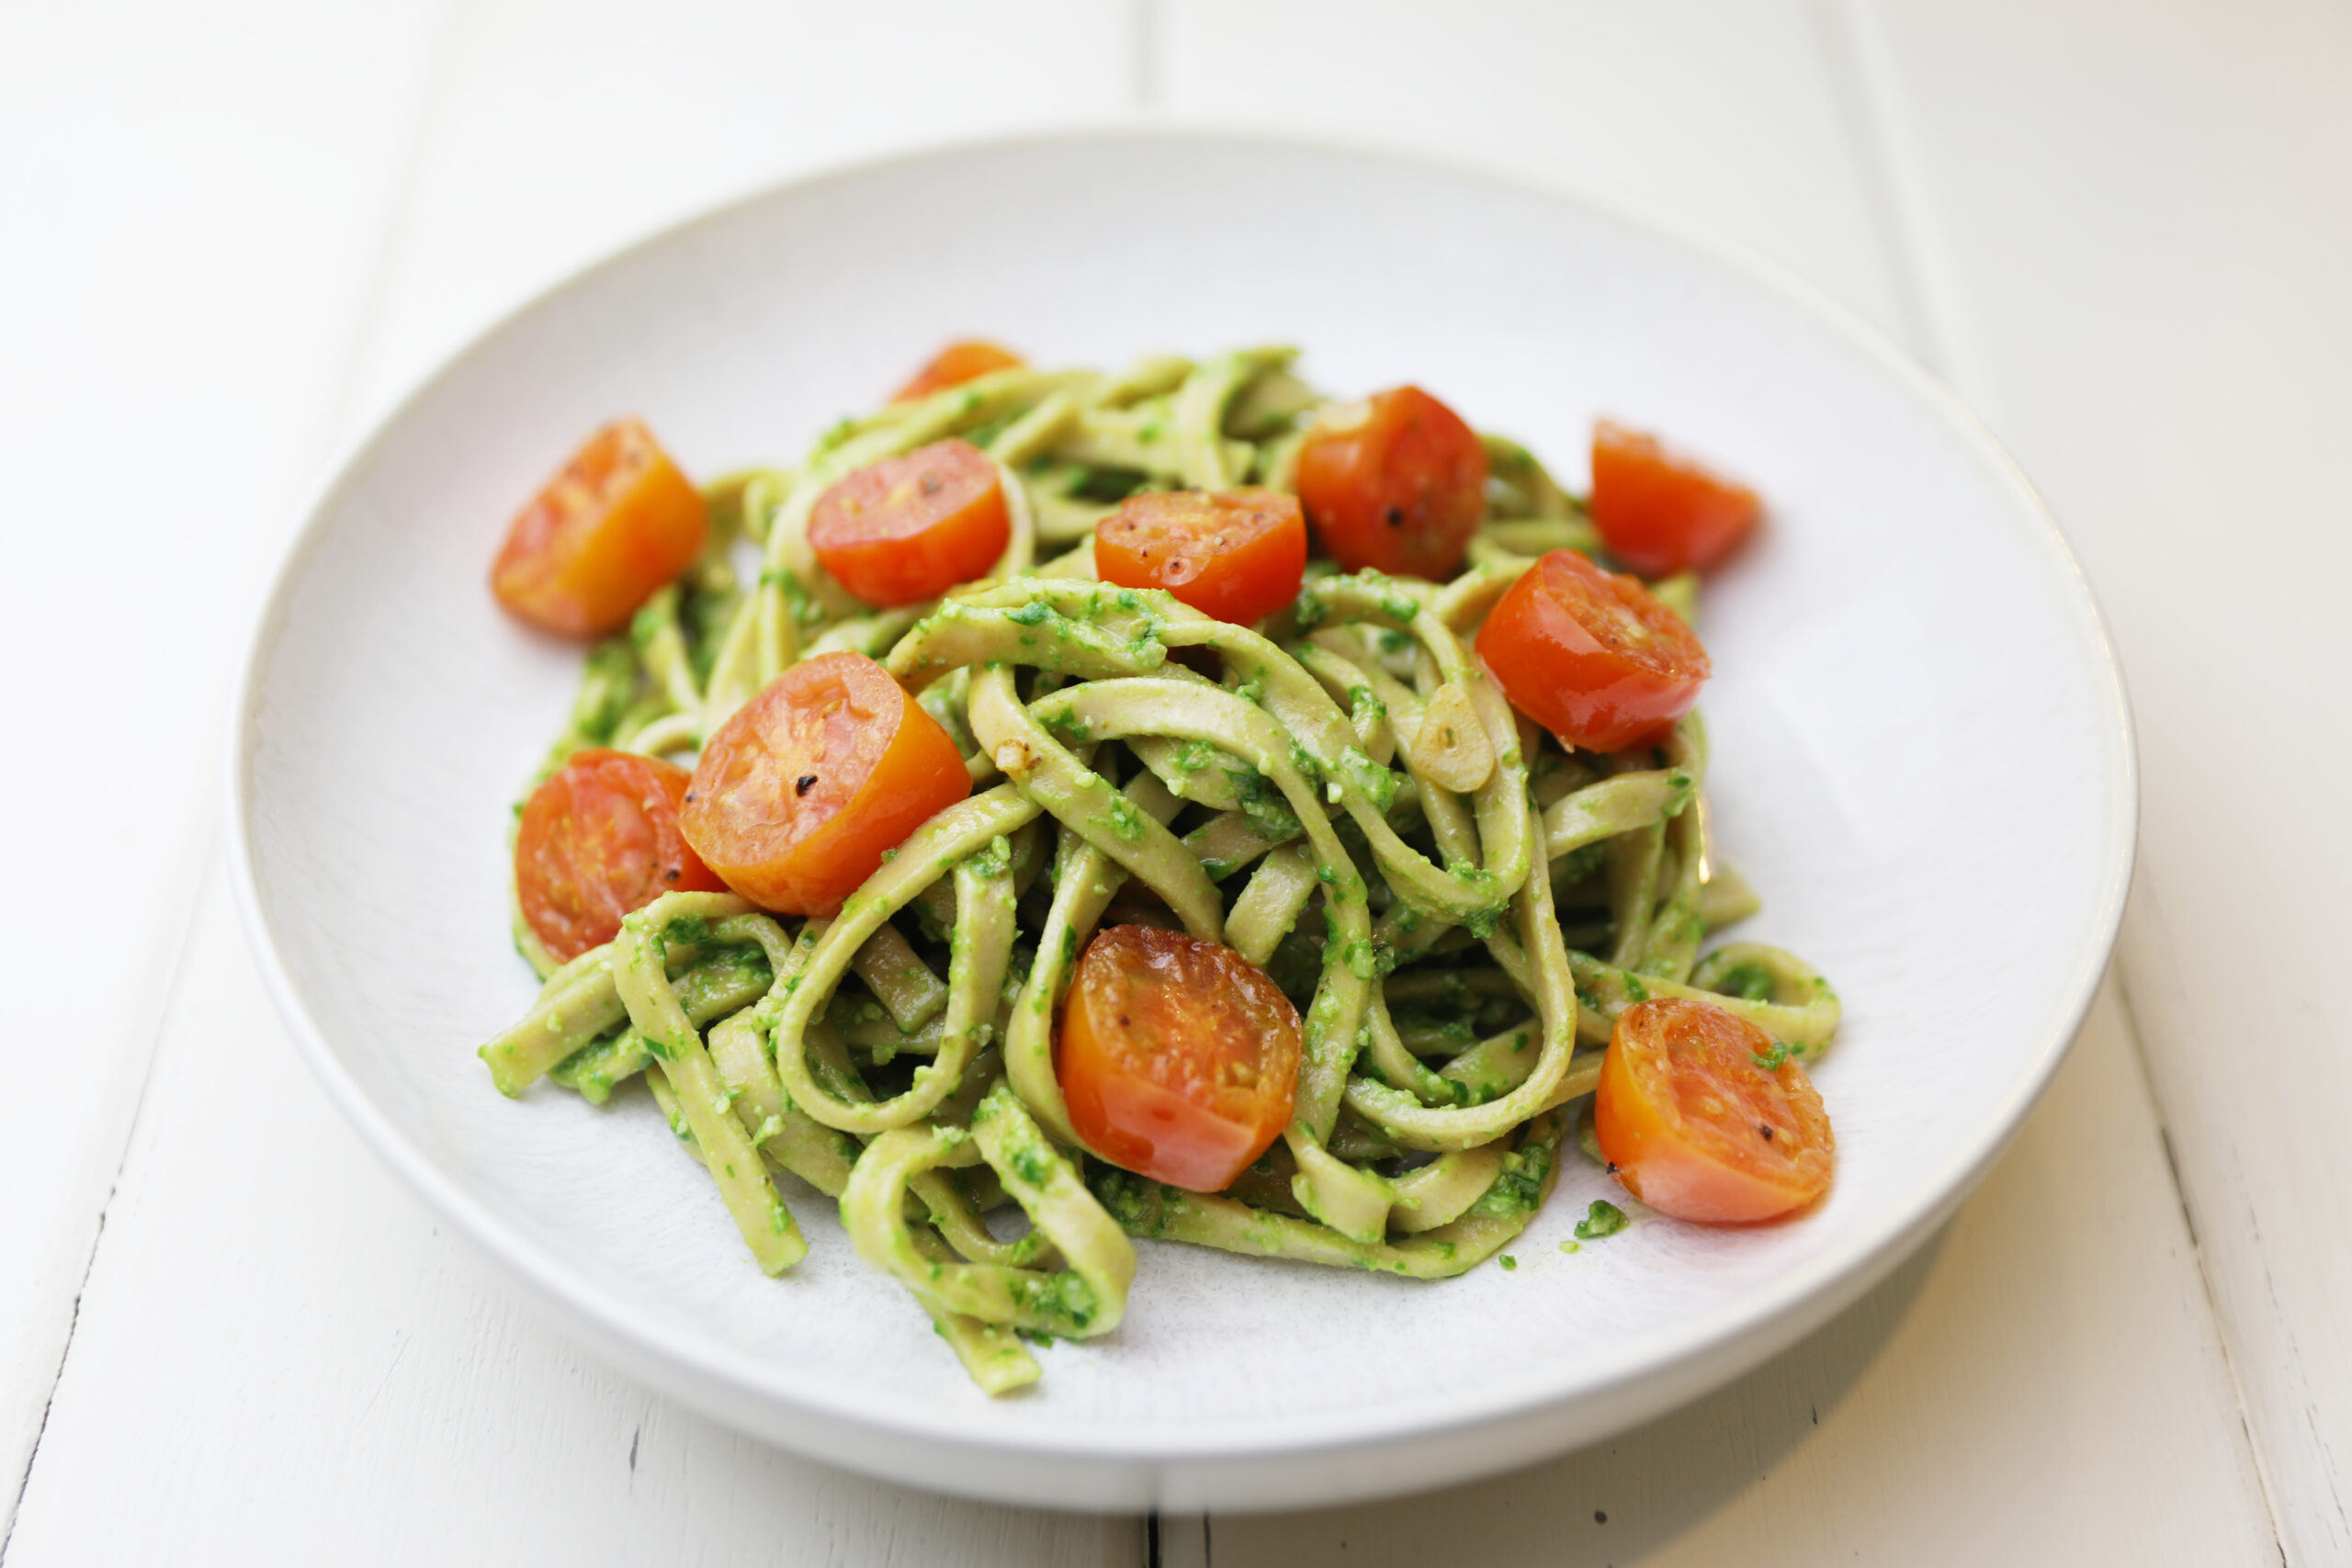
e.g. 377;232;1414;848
1103;795;1147;844
1713;961;1774;1001
1576;1200;1630;1240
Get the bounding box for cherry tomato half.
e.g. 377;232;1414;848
1595;997;1833;1223
492;418;707;637
1295;385;1488;581
1589;420;1761;577
1476;547;1710;753
515;749;726;964
808;438;1010;607
1057;925;1300;1191
1093;488;1306;626
891;339;1024;403
679;651;970;916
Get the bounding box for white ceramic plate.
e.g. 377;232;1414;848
230;131;2133;1513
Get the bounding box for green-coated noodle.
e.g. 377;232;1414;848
478;344;1844;1395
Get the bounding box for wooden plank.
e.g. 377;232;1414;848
344;0;1136;423
1208;980;2276;1567
1844;1;2352;1558
1156;1;2282;1558
1149;0;1917;349
0;0;447;1530
0;866;1137;1568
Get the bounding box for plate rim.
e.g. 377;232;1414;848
225;123;2139;1483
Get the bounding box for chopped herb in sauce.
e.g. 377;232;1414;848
1575;1200;1630;1240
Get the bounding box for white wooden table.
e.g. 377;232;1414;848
6;2;2346;1562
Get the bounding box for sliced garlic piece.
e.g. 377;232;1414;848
1410;682;1496;795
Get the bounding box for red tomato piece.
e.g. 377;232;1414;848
1295;385;1488;580
808;438;1010;606
891;340;1024;403
1589;420;1761;577
1093;488;1306;625
1594;997;1834;1224
1057;925;1301;1191
492;418;707;637
679;651;969;916
1475;548;1710;752
514;749;726;964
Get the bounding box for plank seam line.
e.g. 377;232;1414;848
2108;942;2294;1563
1129;0;1161;110
308;0;467;450
1808;0;1956;379
0;1212;99;1568
0;846;215;1565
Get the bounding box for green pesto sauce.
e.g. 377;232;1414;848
1468;1139;1553;1219
1575;1199;1630;1240
1102;795;1147;844
1714;961;1775;1002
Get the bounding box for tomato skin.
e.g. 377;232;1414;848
1057;925;1301;1192
1589;420;1760;578
492;418;707;637
808;439;1010;606
515;749;726;964
1476;548;1710;752
679;651;970;916
1093;488;1306;625
1595;998;1833;1224
1295;386;1488;580
891;340;1024;403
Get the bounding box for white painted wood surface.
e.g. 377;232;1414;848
1849;5;2352;1558
0;0;446;1510
1;0;2339;1561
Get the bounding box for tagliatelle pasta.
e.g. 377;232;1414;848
478;345;1841;1394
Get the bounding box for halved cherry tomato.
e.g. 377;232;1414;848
891;340;1024;403
1595;997;1833;1223
1295;385;1488;580
492;418;707;637
515;749;727;964
808;438;1010;606
1093;488;1306;625
1476;547;1710;752
1589;420;1761;577
679;651;969;916
1057;925;1300;1191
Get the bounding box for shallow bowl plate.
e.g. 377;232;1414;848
231;131;2134;1512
